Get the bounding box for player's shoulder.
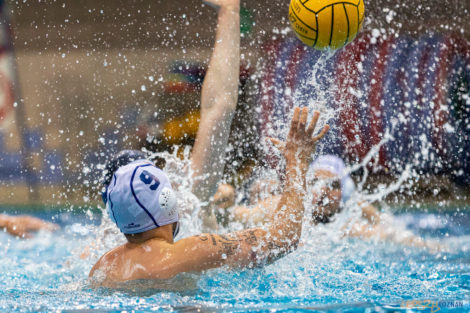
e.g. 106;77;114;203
89;245;123;278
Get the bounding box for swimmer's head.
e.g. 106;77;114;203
101;150;179;239
308;155;355;223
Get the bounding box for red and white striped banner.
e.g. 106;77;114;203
0;2;15;130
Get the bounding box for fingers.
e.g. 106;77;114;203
306;111;320;136
288;107;329;142
267;137;282;146
313;125;330;142
288;107;301;138
8;228;29;238
297;107;308;137
43;222;60;232
267;137;285;150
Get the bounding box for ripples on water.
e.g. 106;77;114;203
0;204;469;312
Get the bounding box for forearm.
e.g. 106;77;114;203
200;209;219;232
267;159;308;255
200;4;240;112
191;4;240;202
233;197;279;225
0;214;11;228
176;230;263;272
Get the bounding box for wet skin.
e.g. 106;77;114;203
90;107;329;287
309;169;342;223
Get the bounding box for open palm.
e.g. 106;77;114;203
270;107;329;164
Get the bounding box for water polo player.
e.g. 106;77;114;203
306;155;361;224
215;156;444;250
89;0;330;287
90;107;329;287
216;154;371;225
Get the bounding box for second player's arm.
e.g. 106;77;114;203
190;1;240;203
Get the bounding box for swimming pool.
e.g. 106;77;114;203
1;207;469;313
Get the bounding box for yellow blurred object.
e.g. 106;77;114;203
184;111;201;136
289;0;365;50
163;111;201;144
163;119;183;144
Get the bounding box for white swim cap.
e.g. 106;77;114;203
311;155;355;203
103;159;178;235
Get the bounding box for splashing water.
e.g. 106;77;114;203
0;0;469;311
1;205;469;312
3;79;470;312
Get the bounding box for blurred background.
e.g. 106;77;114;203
0;0;469;207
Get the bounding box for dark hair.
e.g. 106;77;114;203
312;205;344;224
102;150;148;186
312;213;332;224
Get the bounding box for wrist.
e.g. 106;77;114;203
284;182;306;195
285;158;308;178
286;157;309;170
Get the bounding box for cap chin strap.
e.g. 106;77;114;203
173;221;180;238
101;189;108;205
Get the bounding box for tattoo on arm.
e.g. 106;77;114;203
197;234;237;252
241;230;258;245
196;230;264;259
196;234;209;242
196;230;288;266
219;234;239;242
216;235;238;256
211;235;218;246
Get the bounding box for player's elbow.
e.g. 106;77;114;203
286;236;300;252
277;236;301;257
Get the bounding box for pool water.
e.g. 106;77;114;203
0;208;469;313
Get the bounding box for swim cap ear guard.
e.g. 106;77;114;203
158;187;178;218
157;186;180;238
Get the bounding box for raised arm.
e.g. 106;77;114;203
190;0;240;203
169;108;329;273
261;108;329;260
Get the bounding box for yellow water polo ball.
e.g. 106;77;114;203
289;0;365;50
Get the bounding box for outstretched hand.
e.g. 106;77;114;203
269;107;329;165
2;215;59;238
